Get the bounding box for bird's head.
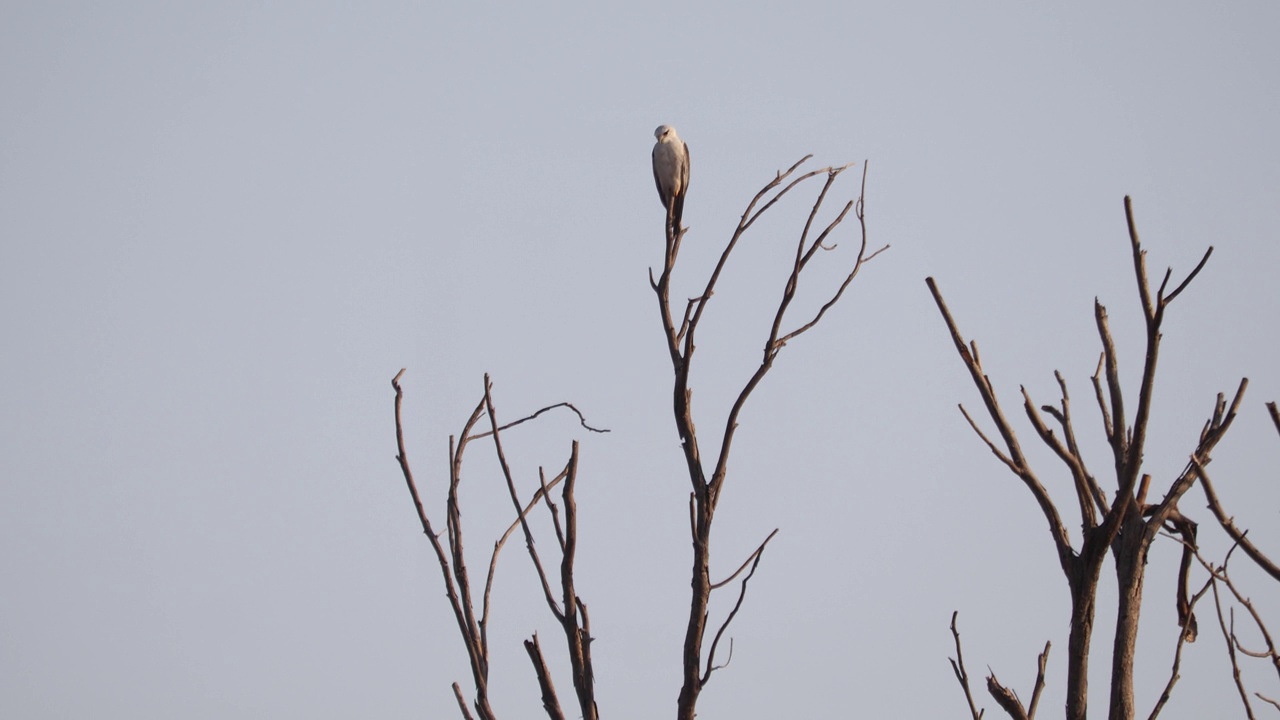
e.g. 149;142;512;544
654;124;677;141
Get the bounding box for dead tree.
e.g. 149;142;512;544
390;371;606;720
390;152;883;720
650;158;885;720
929;196;1270;720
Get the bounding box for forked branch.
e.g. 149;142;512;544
702;529;780;685
925;278;1074;576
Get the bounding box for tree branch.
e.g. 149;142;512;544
523;634;566;720
1147;573;1213;720
392;369;495;720
949;612;986;720
702;529;779;686
1194;453;1280;583
926;278;1075;575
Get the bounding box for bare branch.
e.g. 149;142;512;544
1094;300;1128;476
1195;462;1280;583
538;466;568;552
1124;196;1156;324
776;164;888;347
1020;385;1097;532
485;379;565;622
452;682;477;720
1090;353;1115;449
926;277;1075;575
710;529;780;591
523;634;566;720
986;671;1028;720
1145;380;1249;539
1047;369;1107;515
1148;574;1214;720
1211;580;1258;719
741;158;831;231
483;463;571;633
1161;245;1214;305
926;278;1029;470
1027;641;1050;720
392;370;494;720
958;404;1019;473
558;443;599;720
470;401;610;438
684;156;824;341
976;640;1050;720
1199;542;1280;681
949;612;986;720
702;530;779;686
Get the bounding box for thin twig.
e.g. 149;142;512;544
958;404;1019;473
1211;579;1257;719
1191;540;1280;682
701;530;779;685
1027;641;1050;720
710;529;780;590
949;612;985;720
470;400;610;438
1148;574;1213;720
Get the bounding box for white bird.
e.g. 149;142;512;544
652;125;690;233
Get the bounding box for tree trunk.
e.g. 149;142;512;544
1066;558;1104;720
677;518;711;720
1109;517;1148;720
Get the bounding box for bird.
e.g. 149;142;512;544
651;125;690;234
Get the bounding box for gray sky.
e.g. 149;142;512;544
3;2;1279;717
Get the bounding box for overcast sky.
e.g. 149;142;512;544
3;2;1280;718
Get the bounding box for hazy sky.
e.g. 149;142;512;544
3;2;1279;718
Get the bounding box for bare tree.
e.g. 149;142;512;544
932;197;1280;720
651;157;884;720
390;152;884;719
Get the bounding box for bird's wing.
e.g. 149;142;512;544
679;142;690;198
671;141;689;228
652;144;666;202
